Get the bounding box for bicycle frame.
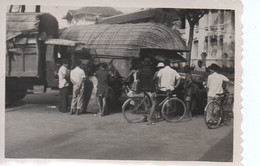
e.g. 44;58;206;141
204;91;232;128
129;94;151;114
155;91;178;109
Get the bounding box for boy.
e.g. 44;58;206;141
206;63;229;103
95;63;110;117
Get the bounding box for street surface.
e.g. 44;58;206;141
5;90;233;161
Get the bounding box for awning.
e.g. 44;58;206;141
140;48;187;63
6;32;22;41
45;39;84;46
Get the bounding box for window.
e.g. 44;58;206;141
192;40;199;58
211;10;218;26
211;38;218;57
220;38;224;57
220;10;224;24
204;38;208;53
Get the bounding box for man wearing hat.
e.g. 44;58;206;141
58;59;70;113
153;62;165;88
156;59;181;92
206;63;229;103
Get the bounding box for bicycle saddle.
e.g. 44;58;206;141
216;91;229;97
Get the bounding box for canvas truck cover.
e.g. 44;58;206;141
6;12;58;77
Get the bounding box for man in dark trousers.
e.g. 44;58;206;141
58;59;69;113
95;63;111;117
137;59;154;93
137;59;155;124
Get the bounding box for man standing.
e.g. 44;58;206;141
146;59;181;123
95;63;110;117
137;59;154;93
157;59;181;92
194;60;206;72
58;59;69;113
137;59;155;124
70;59;86;115
206;63;230;103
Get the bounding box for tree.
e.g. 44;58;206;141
183;9;207;66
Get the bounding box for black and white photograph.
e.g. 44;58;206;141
2;0;242;165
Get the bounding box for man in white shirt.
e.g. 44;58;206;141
194;60;206;72
70;59;86;115
147;59;181;125
157;59;181;92
206;64;229;103
58;59;69;113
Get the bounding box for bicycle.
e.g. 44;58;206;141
204;91;234;129
122;89;186;123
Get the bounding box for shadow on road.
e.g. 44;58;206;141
199;129;233;162
5;100;26;109
5;127;87;158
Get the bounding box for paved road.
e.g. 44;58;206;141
5;91;233;161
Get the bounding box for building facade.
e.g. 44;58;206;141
62;7;122;26
180;10;235;68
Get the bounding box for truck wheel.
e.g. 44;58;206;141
5;91;27;105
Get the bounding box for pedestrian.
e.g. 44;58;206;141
137;59;156;124
81;64;94;114
153;59;181;123
157;59;181;92
95;63;110;117
70;59;86;115
137;59;155;93
58;59;69;113
126;63;140;93
183;65;193;119
206;63;230;104
194;60;206;72
205;63;230;124
153;62;165;89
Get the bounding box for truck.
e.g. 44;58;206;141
6;11;209;110
6;12;60;103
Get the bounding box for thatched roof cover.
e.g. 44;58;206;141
60;23;189;58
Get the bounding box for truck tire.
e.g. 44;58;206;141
6;90;27;105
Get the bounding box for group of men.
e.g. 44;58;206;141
129;58;230;124
58;57;231;122
133;59;182;124
58;59;110;117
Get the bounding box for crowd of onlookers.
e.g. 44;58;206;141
58;58;231;122
58;59;113;117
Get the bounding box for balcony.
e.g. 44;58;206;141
210;25;218;31
195;28;199;33
220;24;224;31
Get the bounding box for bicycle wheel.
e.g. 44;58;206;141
204;101;222;129
161;98;186;123
122;95;152;123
